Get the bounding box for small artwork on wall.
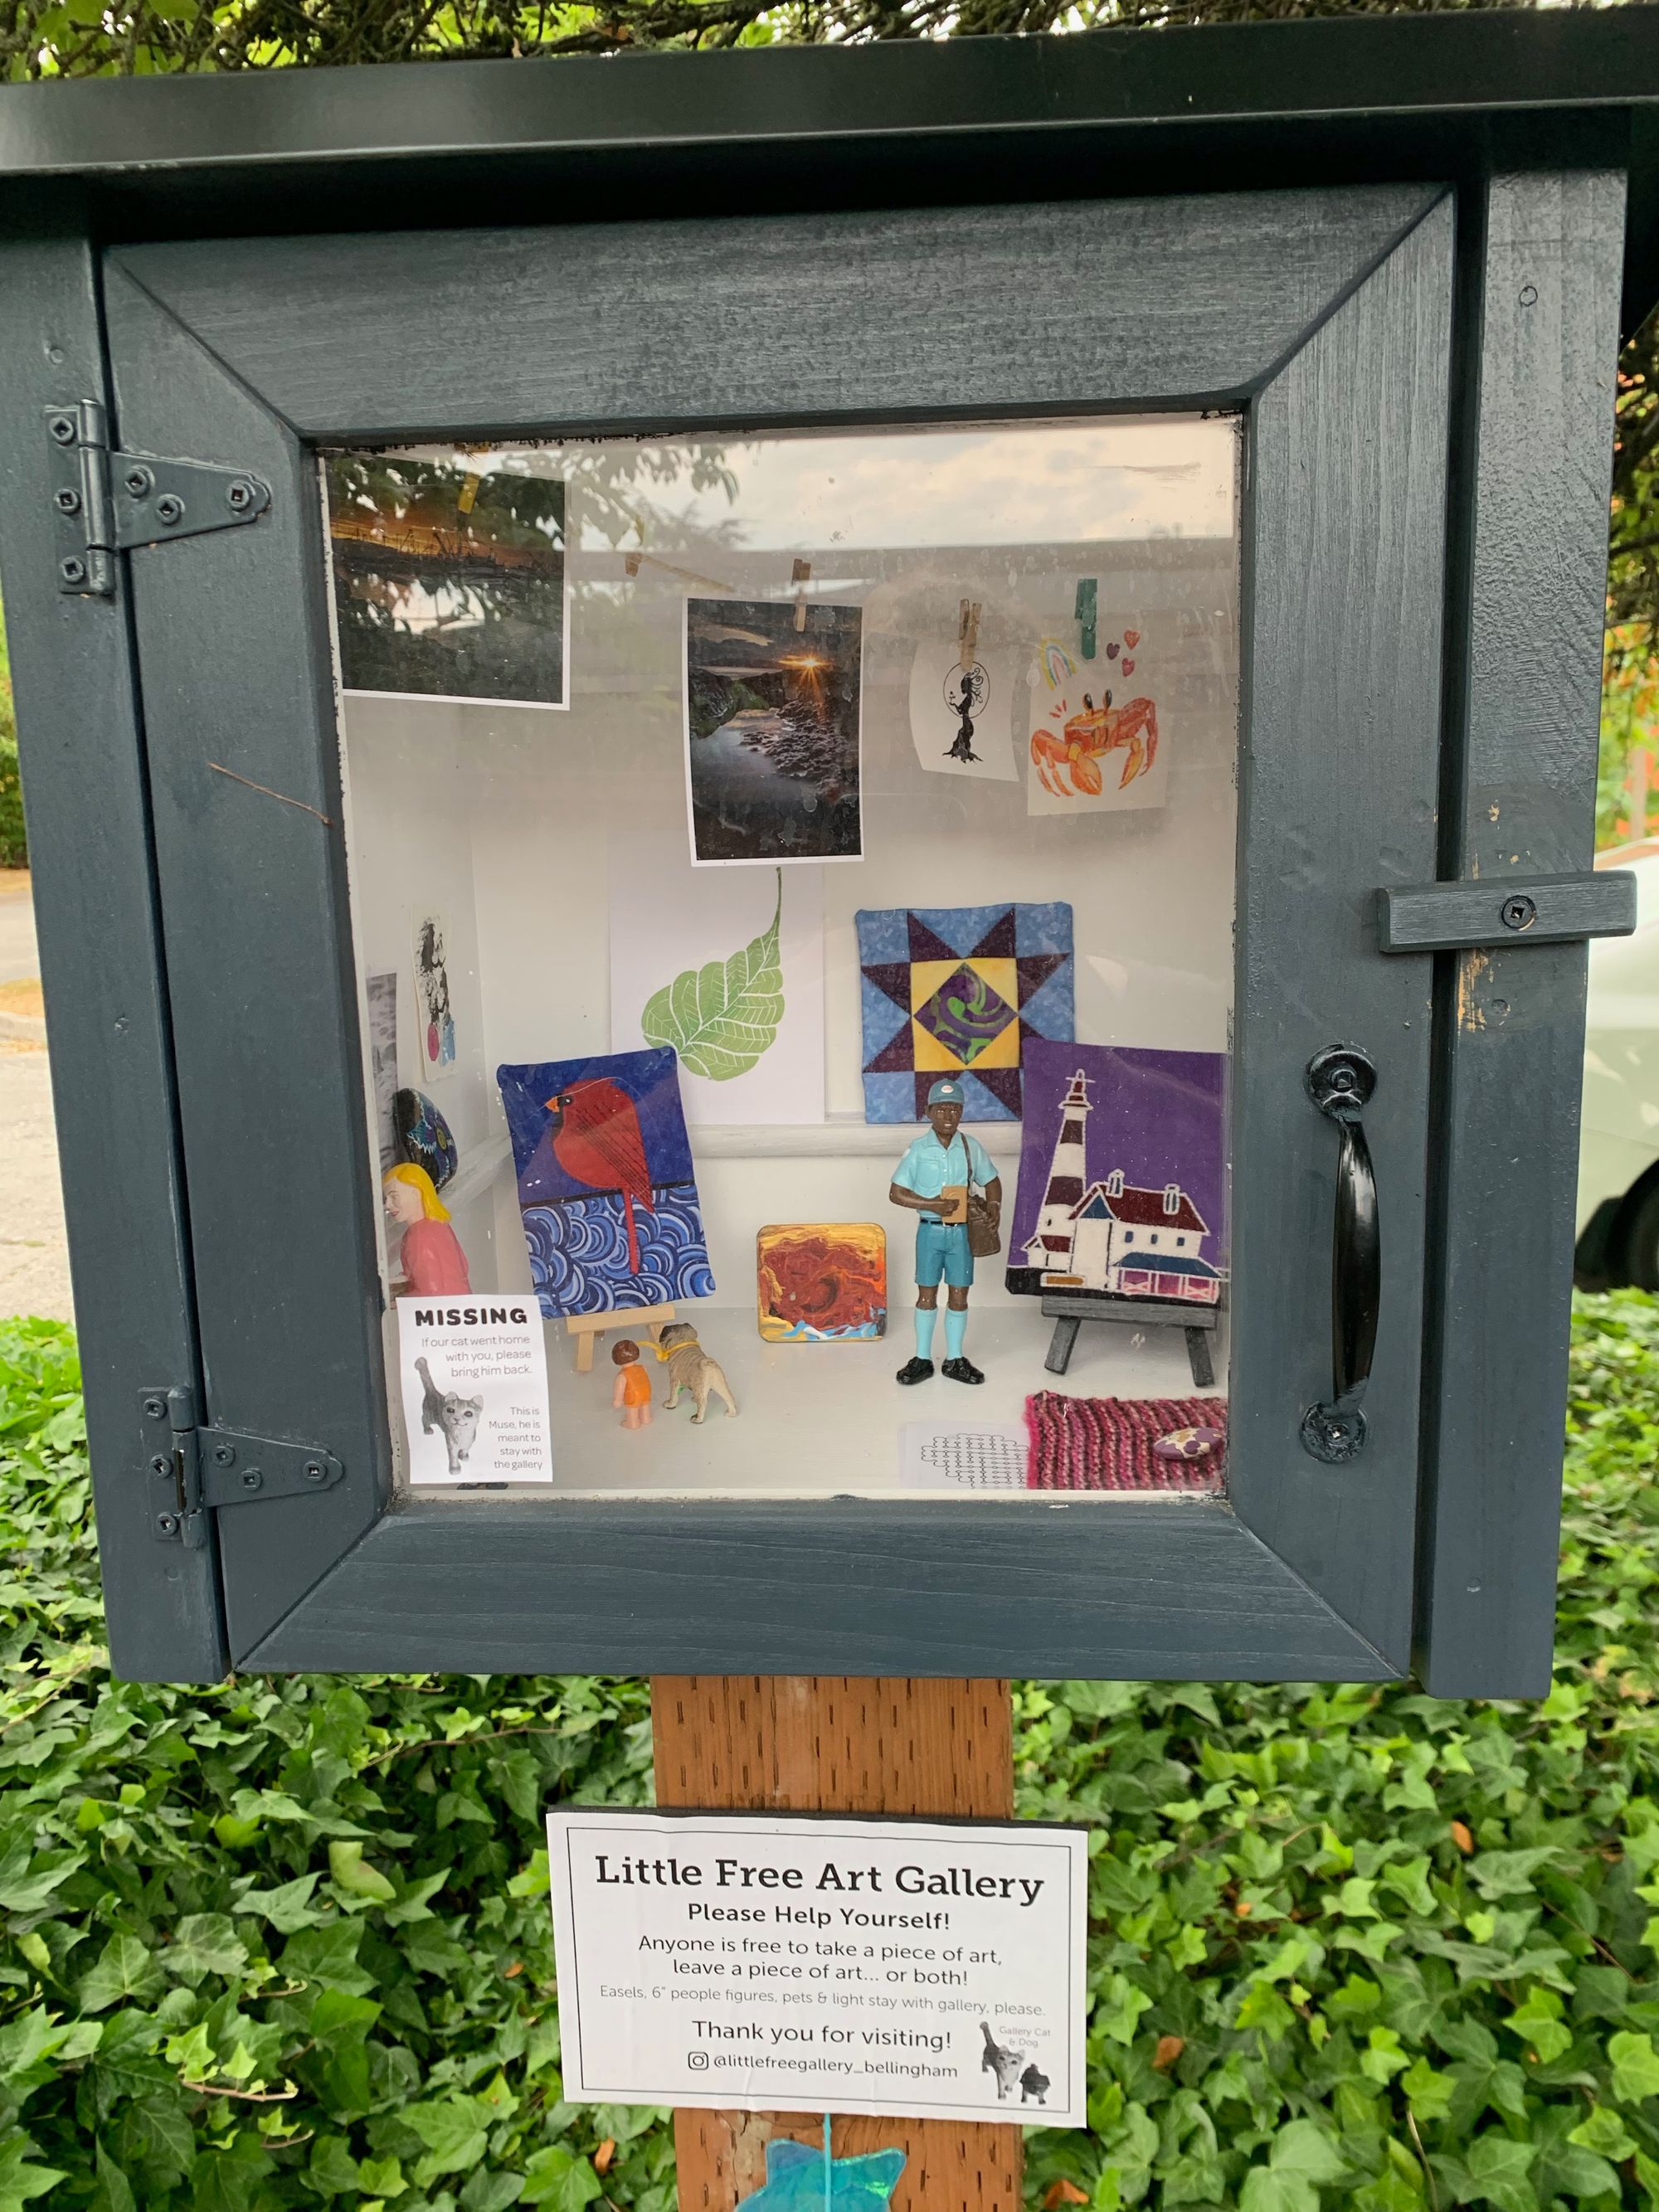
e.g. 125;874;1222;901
497;1047;715;1321
684;596;863;865
413;912;457;1081
757;1223;888;1343
906;635;1018;783
324;450;569;709
1026;627;1165;817
856;902;1074;1123
364;971;400;1172
1007;1041;1228;1306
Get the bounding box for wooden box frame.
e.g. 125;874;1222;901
0;24;1634;1697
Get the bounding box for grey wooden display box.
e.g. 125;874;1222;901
1;12;1655;1696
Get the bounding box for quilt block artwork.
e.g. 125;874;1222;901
496;1047;715;1320
855;902;1074;1123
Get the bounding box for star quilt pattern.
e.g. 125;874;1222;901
855;902;1074;1122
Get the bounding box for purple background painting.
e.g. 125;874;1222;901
1008;1040;1229;1276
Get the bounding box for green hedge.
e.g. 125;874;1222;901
0;1299;1655;2212
0;737;22;872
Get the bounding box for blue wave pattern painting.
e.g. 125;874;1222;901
522;1184;714;1320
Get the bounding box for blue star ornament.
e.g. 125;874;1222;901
736;2137;906;2212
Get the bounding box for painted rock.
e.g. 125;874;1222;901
393;1088;459;1190
1151;1425;1225;1462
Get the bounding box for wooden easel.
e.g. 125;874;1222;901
651;1677;1021;2212
1042;1288;1220;1389
566;1304;678;1373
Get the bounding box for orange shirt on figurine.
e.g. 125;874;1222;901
611;1339;652;1429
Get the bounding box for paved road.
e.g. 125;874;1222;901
0;872;73;1325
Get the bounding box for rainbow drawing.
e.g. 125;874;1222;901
1038;638;1077;691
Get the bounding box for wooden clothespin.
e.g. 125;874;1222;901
624;552;643;578
1075;578;1097;660
792;558;812;633
959;597;981;666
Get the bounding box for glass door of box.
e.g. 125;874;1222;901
325;416;1240;1500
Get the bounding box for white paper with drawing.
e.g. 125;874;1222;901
906;634;1019;782
397;1297;553;1485
1024;626;1167;817
609;834;825;1126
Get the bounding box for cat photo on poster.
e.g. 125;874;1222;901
1026;629;1166;817
497;1047;714;1320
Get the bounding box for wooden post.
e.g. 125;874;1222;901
651;1676;1020;2212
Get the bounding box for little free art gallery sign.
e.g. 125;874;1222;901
546;1811;1087;2127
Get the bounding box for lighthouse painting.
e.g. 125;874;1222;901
1006;1041;1228;1305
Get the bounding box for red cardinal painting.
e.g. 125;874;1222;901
545;1079;655;1273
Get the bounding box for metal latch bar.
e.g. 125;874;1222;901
1377;871;1637;955
140;1389;343;1544
50;398;270;597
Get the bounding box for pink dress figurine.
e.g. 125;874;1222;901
383;1164;470;1296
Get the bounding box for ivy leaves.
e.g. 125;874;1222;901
640;870;784;1081
1;1299;1659;2210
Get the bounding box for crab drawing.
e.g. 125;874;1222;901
1030;691;1159;798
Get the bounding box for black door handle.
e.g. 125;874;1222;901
1300;1046;1379;1464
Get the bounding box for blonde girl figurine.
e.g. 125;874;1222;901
382;1164;471;1297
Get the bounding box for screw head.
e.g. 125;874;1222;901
212;1442;236;1467
53;486;80;515
155;1513;178;1534
154;493;184;527
123;465;152;498
226;478;254;513
1500;893;1538;932
141;1395;166;1420
47;413;75;445
59;556;86;586
148;1455;172;1478
241;1469;263;1492
304;1461;326;1484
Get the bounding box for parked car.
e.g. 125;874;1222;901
1576;839;1659;1289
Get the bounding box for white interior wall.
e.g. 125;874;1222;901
339;532;1237;1319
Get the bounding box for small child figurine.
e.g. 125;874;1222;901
611;1339;653;1431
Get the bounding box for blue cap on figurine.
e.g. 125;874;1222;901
927;1078;966;1106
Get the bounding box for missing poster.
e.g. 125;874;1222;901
397;1297;553;1485
547;1809;1087;2127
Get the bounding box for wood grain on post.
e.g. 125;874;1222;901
651;1677;1020;2212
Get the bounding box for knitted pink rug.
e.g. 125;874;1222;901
1024;1393;1227;1492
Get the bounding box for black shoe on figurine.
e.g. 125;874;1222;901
941;1356;985;1385
895;1357;935;1385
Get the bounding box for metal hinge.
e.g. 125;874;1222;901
49;400;270;596
1377;870;1638;954
139;1387;343;1546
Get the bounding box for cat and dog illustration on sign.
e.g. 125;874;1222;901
980;2020;1051;2106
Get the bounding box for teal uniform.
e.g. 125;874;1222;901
893;1129;999;1288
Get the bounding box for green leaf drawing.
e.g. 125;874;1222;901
640;870;784;1080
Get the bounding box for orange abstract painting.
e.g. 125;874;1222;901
757;1223;887;1343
